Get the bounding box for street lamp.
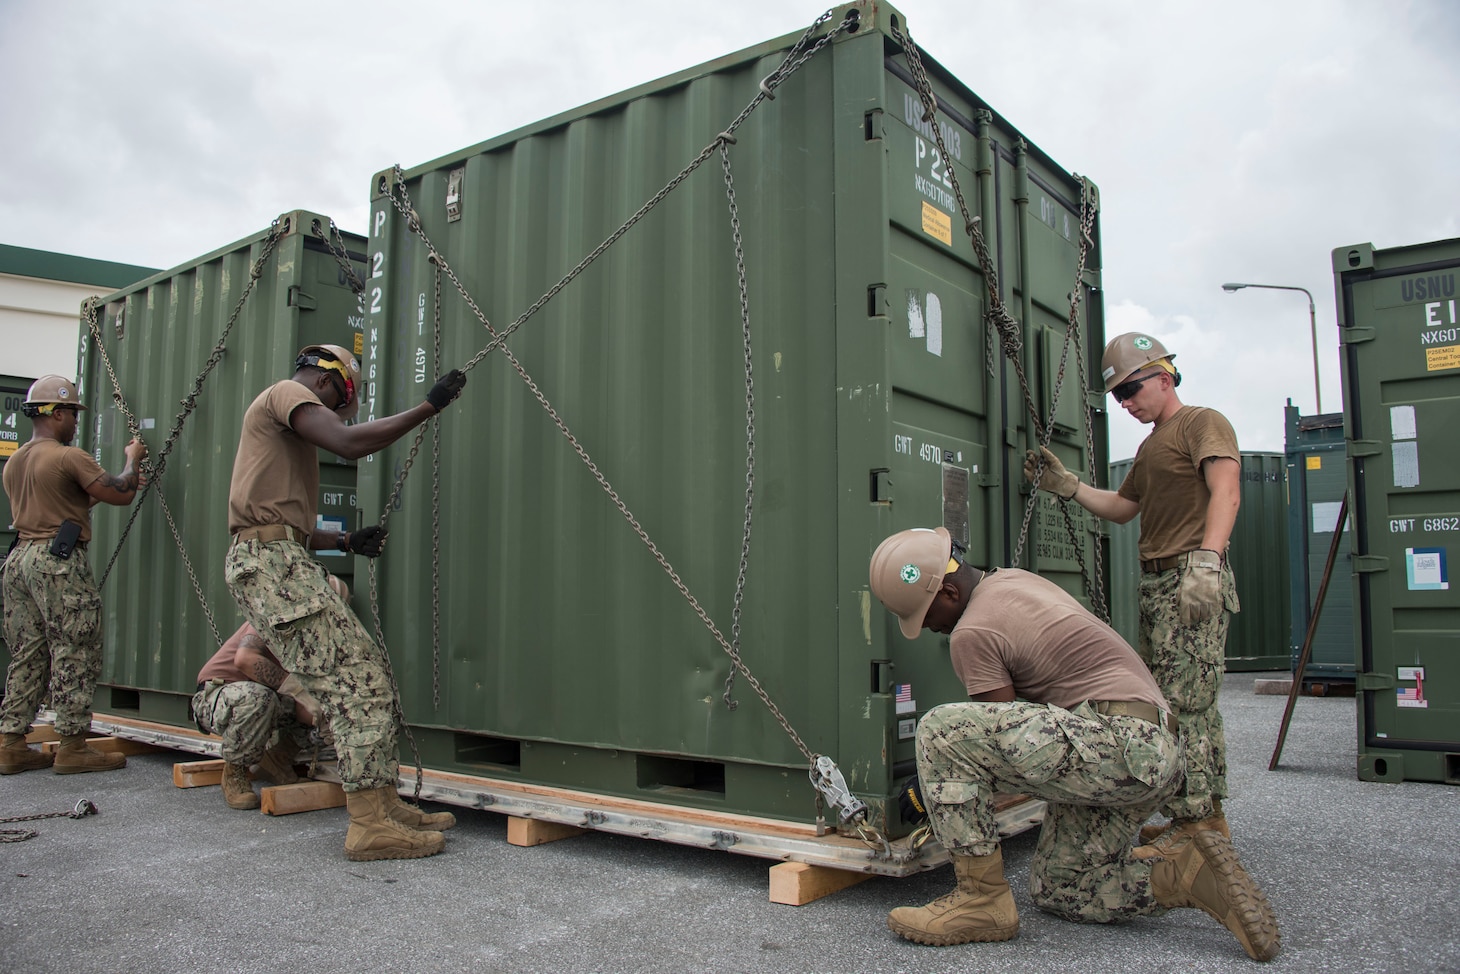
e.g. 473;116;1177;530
1221;282;1323;414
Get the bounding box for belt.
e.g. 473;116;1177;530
1094;700;1179;735
232;524;309;546
1139;549;1226;574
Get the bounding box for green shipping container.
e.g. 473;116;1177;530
78;212;367;727
1108;453;1290;671
1284;405;1354;683
360;1;1106;832
1335;236;1460;785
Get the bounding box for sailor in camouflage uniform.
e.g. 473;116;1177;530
224;344;464;860
869;527;1278;962
1025;333;1241;849
0;375;148;776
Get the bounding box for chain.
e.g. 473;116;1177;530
0;798;98;843
431;265;443;711
365;9;857;784
155;483;222;645
718;141;757;711
310;217;366;296
94;219;287;590
891;24;1107;616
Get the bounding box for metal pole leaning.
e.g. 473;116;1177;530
1270;490;1348;771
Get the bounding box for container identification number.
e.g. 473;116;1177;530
1390;516;1460;533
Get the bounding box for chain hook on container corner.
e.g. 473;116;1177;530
809;754;868;826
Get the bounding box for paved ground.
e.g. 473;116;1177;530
1;671;1456;974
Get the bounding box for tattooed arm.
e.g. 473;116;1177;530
234;632;287;690
85;437;149;507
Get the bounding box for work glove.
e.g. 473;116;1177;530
346;524;388;558
279;673;325;729
1022;446;1079;500
426;369;467;412
897;775;929;826
1178;549;1224;626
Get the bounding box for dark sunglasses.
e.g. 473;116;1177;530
1111;370;1165;403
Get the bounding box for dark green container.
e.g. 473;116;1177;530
78;212;366;727
360;1;1106;829
1336;236;1460;785
1108;453;1290;671
1284;405;1354;683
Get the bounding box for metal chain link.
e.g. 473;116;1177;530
310;217;366;296
718;140;757;712
891;23;1107;618
431;265;444;710
366;9;857;789
0;798;98;843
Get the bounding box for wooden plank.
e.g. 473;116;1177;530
507;816;587;847
260;780;345;816
25;725;61;743
39;736;160;756
768;862;873;906
173;759;227;788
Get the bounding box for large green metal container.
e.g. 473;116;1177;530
1284;405;1354;683
78;212;367;727
1108;453;1290;671
1336;236;1460;785
360;1;1106;828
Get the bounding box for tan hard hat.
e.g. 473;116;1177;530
296;343;362;419
24;374;88;412
1100;333;1175;393
869;527;953;640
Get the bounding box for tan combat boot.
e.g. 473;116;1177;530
221;761;260;810
343;786;445;862
253;740;300;785
1148;829;1280;962
1136;798;1230;854
52;734;125;774
887;846;1020;945
387;790;457;831
0;732;54;774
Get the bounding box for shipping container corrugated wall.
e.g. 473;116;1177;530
1283;406;1354;683
1335;236;1460;785
1108;453;1290;671
360;1;1106;829
78;212;366;727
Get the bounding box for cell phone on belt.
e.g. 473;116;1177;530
50;519;82;559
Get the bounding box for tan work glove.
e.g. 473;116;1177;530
1178;549;1224;626
278;673;325;730
1022;446;1079;500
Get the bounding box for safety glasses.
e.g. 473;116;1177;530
1111;370;1164;403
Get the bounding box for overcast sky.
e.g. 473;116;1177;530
2;0;1457;462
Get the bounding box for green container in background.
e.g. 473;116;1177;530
360;0;1107;828
1284;405;1354;683
0;374;36;678
78;211;366;727
1108;453;1290;671
1335;236;1460;785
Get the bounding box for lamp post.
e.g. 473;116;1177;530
1221;282;1322;414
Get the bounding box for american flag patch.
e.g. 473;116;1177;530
895;684;915;715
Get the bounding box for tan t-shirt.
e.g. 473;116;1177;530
949;568;1168;711
2;439;106;542
1116;405;1239;560
227;380;325;538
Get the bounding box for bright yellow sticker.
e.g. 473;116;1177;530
1306;456;1321;470
921;202;952;246
1426;345;1460;371
0;440;16;459
354;332;365;356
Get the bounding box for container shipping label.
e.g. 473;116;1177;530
1405;547;1448;590
1396;666;1427;709
1417;294;1459;371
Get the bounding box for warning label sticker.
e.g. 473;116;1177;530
921;202;952;246
1425;344;1460;371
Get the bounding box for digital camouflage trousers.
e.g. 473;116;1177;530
1138;562;1238;820
225;539;397;792
916;700;1183;924
0;542;103;737
192;680;310;765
